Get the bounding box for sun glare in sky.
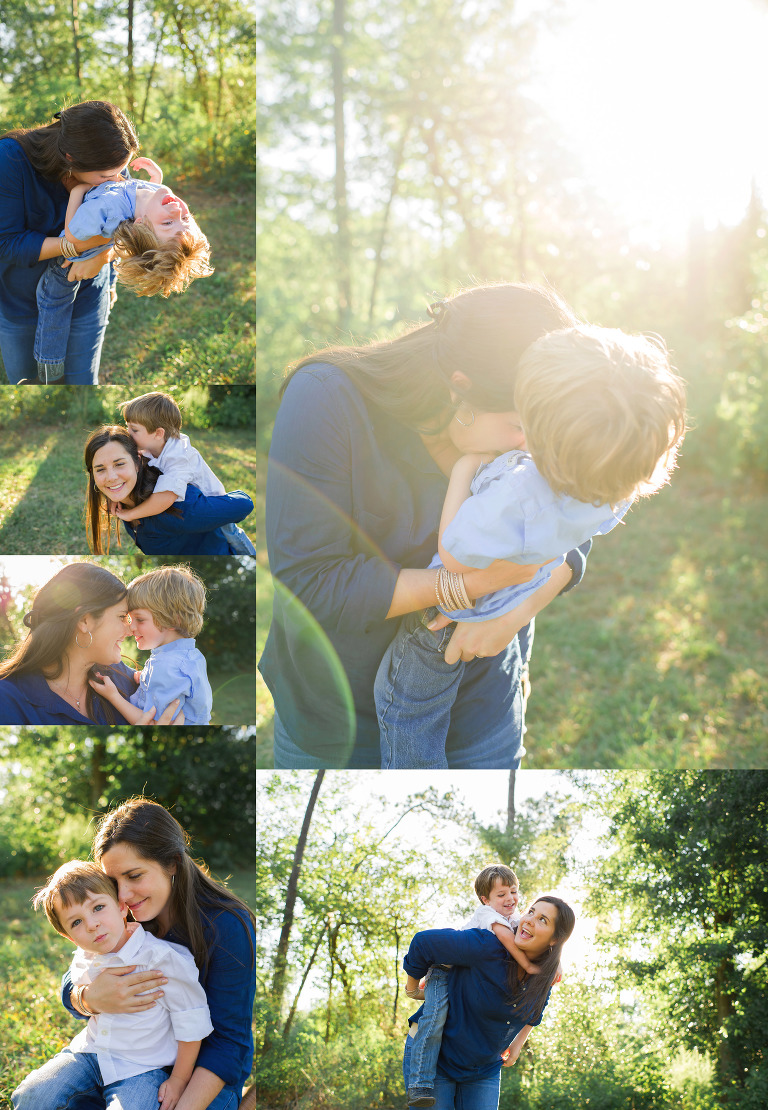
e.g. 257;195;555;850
530;0;768;239
0;557;67;599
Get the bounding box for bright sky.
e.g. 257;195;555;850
529;0;768;239
0;557;69;599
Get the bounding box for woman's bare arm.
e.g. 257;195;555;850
174;1067;225;1110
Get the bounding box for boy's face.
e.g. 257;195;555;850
481;879;519;917
135;185;193;241
129;608;178;651
56;890;129;954
125;421;166;456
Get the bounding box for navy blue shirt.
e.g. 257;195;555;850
0;663;136;725
62;906;256;1091
122;486;254;555
403;928;549;1083
0;137;111;319
258;363;590;763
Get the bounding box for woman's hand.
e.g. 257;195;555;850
60;251;111;282
501;1044;521;1067
134;700;186;725
82;965;167;1014
130;156;163;182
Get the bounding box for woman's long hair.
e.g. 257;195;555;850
506;896;576;1023
0;562;127;723
282;282;578;434
2;101;139;182
93;798;256;982
84;426;164;554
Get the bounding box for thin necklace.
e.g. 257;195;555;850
47;677;87;711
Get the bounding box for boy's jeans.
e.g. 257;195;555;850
34;243;111;382
11;1047;167;1110
375;609;467;769
220;521;257;555
407;966;451;1093
403;1021;501;1110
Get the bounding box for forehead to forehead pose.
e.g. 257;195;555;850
0;100;139;383
83;425;254;557
260;280;602;768
402;894;576;1109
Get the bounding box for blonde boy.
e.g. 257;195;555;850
115;391;256;556
12;861;212;1110
92;565;212;725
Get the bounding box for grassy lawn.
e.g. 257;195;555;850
0;868;256;1107
210;669;256;726
0;421;257;554
256;464;768;768
0;186;254;389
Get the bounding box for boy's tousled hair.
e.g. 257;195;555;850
474;864;519;903
33;860;120;939
515;326;688;506
113;218;213;297
127;564;206;637
119;392;182;439
2;100;139;182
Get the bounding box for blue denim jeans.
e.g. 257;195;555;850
403;1034;501;1110
376;608;529;770
221;521;257;555
11;1048;168;1109
34;246;110;381
0;260;109;384
407;966;451;1092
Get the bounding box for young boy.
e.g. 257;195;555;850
115;390;256;556
34;158;212;382
92;565;213;724
376;325;688;767
404;864;537;1108
12;860;213;1110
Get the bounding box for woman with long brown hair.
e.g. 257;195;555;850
0;562;184;725
56;798;256;1110
0;101;140;383
259;281;592;768
83;427;254;556
402;896;576;1109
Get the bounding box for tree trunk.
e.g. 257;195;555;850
332;0;351;330
262;770;325;1054
126;0;135;114
368;122;410;324
506;771;516;834
282;923;328;1041
70;0;82;91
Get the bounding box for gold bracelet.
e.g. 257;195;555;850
59;237;80;259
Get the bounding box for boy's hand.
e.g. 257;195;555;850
89;671;118;700
158;1074;186;1110
113;505;142;522
130;157;163;183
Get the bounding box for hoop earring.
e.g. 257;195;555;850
171;874;175;887
75;630;93;649
455;405;475;427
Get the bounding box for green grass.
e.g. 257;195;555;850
0;869;256;1107
256;464;768;768
0;421;257;554
210;669;256;726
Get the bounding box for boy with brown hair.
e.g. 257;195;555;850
12;860;212;1110
115;390;256;555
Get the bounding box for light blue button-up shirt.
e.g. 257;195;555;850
436;450;629;621
129;637;212;724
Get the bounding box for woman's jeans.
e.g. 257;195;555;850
0;261;110;384
407;967;450;1092
376;609;532;770
11;1048;167;1110
403;1033;501;1110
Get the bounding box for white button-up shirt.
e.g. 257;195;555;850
68;923;213;1085
143;434;226;502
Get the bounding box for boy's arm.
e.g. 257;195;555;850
502;1025;534;1066
437;454;493;568
130;156;163;182
113;490;178;522
490;922;540;975
64;184;90;229
89;671;145;724
158;1040;200;1110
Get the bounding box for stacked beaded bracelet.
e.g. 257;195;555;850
71;983;93;1015
59;237;80;258
435;566;474;612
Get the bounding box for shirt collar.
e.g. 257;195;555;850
150;637;195;654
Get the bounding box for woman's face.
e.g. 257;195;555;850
67;159;132;186
85;600;131;664
447;406;527;456
99;843;175;929
91;441;140;506
514;900;559;958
